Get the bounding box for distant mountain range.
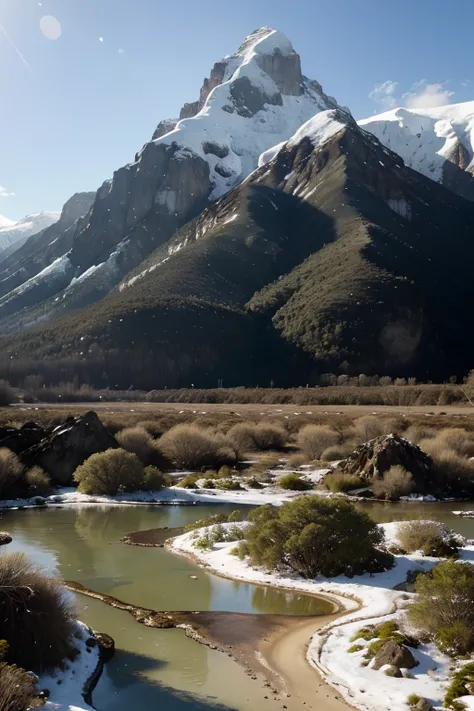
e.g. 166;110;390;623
1;27;474;388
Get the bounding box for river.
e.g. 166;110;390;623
4;499;474;710
2;504;330;710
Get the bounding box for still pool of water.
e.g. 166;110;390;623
2;504;331;710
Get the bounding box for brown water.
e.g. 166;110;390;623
2;505;331;710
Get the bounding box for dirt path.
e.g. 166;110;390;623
262;616;353;710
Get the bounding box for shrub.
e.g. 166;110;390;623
436;623;474;656
185;513;228;531
226;424;258;453
246;497;393;578
372;465;415;500
287;453;309;468
429;449;474;496
0;661;37;711
409;561;474;640
404;426;436;445
247;476;263;489
227;510;242;523
178;474;199;489
142;466;171;491
252;424;287;451
73;448;144;495
296;425;339;460
0;449;24;500
157;425;236;469
397;520;459;557
235;540;249;560
0;552;75;672
348;644;364;653
215;479;243;490
407;694;421;707
279;473;312;491
351;416;398;442
350;625;376;642
26;466;52;497
116;426;157;463
203;478;215;489
324;473;363;493
321;444;354;461
436;428;474;458
445;662;474;708
194;535;212;551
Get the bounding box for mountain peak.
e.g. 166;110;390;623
235;27;295;59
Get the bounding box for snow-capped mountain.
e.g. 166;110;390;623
0;27;346;328
0;211;60;262
6;107;474;386
359;101;474;201
0;215;15;229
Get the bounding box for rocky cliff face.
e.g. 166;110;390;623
0;27;344;332
0;191;95;310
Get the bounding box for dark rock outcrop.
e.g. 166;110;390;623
24;411;118;485
0;422;46;455
95;633;115;663
372;640;418;671
333;435;434;491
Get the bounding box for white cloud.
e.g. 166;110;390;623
118;48;125;54
461;80;470;88
403;80;453;109
369;80;398;110
0;186;15;198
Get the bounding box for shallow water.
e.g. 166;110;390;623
2;505;330;710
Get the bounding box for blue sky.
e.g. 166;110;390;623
1;0;473;221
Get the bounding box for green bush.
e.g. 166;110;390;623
215;479;243;490
185;513;228;531
142;466;171;491
178;474;199;489
348;644;363;653
236;540;249;560
194;535;212;551
350;625;376;642
365;638;385;659
436;623;474;656
211;524;227;543
203;478;215;489
324;473;363;493
0;552;74;672
246;496;392;578
296;425;339;460
445;662;474;708
227;510;242;523
409;561;474;643
157;424;236;469
74;448;144;495
26;466;52;497
279;473;312;491
397;520;459;557
407;695;421;708
372;465;415;500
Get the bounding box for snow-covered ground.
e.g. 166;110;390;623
170;521;474;711
0;468;331;509
41;621;99;711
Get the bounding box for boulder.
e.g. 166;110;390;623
372;640;418;671
0;532;12;545
24;411;118;485
413;700;433;711
332;435;434;491
95;633;115;663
